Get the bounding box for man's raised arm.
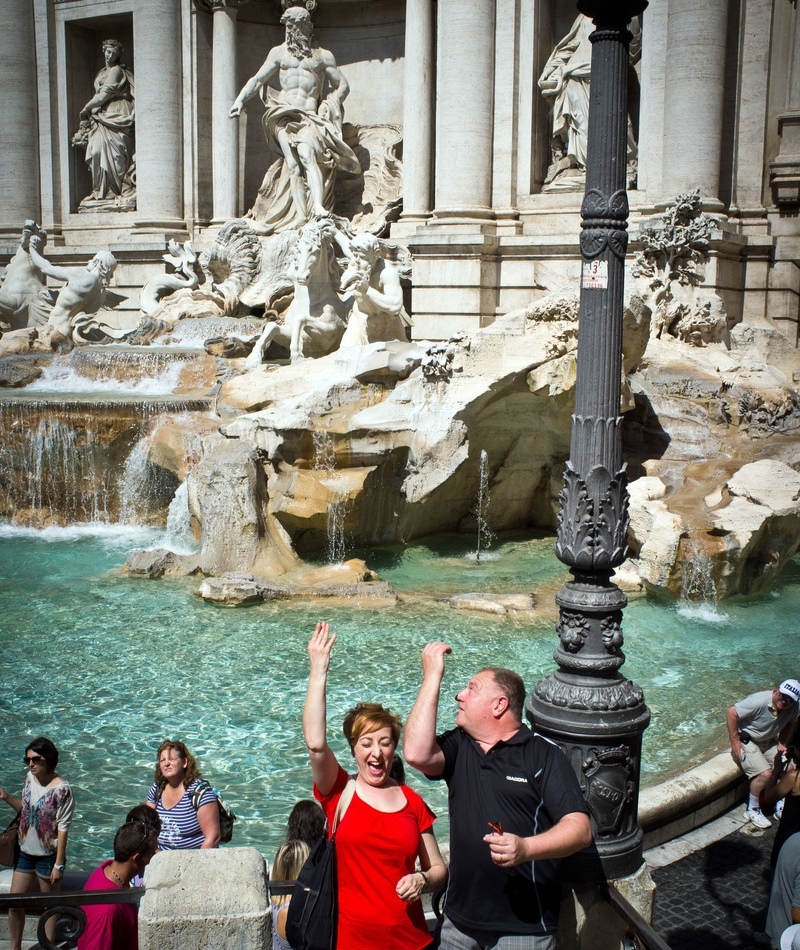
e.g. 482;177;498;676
403;641;451;777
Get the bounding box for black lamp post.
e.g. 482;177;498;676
527;0;649;880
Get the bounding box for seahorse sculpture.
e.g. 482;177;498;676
139;240;204;316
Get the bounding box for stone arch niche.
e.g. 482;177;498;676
231;0;404;227
65;14;135;214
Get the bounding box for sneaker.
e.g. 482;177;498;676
745;807;772;829
775;798;785;819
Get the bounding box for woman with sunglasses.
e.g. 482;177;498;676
0;736;75;950
304;622;447;950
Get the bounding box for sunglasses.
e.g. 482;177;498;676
125;819;153;855
487;820;503;835
23;755;45;766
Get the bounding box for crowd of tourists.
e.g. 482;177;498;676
12;637;800;949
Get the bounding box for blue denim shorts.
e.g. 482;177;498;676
15;850;56;879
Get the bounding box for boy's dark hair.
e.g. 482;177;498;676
114;820;158;862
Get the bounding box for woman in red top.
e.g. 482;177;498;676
304;622;447;950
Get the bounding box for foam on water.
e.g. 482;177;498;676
27;360;189;396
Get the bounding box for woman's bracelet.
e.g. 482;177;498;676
417;870;428;891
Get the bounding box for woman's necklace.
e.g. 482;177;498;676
107;865;128;888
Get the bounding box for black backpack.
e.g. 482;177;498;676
191;780;237;843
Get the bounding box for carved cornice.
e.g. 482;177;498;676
533;674;644;712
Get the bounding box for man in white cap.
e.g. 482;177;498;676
727;679;800;828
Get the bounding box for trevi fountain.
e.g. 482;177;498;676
1;0;800;911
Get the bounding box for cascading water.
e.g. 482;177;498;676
474;449;494;562
678;542;727;623
0;395;210;527
312;429;349;564
165;480;198;553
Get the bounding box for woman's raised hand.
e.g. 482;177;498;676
307;621;336;674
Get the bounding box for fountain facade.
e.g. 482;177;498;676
1;5;800;938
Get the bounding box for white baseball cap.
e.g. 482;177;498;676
780;680;800;703
781;923;800;950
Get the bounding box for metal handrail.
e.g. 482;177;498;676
605;884;673;950
0;887;144;950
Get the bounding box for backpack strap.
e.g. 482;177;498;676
330;777;356;836
191;779;213;811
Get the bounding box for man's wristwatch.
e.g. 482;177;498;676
54;864;65;871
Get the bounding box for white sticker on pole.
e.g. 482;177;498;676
582;259;608;289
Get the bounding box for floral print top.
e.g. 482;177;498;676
18;770;75;856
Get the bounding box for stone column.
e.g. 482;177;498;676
134;0;186;228
660;0;728;210
0;0;40;235
400;0;435;223
207;0;247;223
432;0;495;223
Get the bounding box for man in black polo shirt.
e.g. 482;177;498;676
404;642;592;950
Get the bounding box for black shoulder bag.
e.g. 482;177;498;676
285;778;356;950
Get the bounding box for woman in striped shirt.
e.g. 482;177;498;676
146;741;220;850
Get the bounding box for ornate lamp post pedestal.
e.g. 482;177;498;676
527;0;650;883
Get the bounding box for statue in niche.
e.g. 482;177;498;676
0;221;56;330
538;15;641;192
72;39;136;212
538;14;593;191
339;232;411;347
229;6;360;234
27;236;118;342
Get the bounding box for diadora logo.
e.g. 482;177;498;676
506;775;528;783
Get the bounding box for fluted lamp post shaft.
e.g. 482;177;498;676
527;0;650;880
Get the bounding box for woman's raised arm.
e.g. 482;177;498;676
303;622;340;796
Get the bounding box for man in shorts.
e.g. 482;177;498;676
727;679;800;829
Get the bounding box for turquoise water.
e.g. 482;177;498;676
2;524;799;870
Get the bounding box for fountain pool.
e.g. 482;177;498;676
1;523;799;870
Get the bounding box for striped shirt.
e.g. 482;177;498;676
147;779;216;850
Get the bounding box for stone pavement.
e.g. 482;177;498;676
646;807;777;949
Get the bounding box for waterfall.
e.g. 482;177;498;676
165;481;198;553
118;432;179;525
678;543;727;623
312;429;349;564
474;449;494;562
0;398;203;528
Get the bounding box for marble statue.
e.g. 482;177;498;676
0;221;54;330
539;16;641;192
27;237;118;340
229;6;360;234
139;241;204;316
339;233;411;346
538;14;593;191
244;217;350;367
633;191;728;346
72;39;136;212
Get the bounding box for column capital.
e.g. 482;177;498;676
193;0;249;12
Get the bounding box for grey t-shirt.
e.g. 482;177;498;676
735;690;799;747
767;831;800;943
